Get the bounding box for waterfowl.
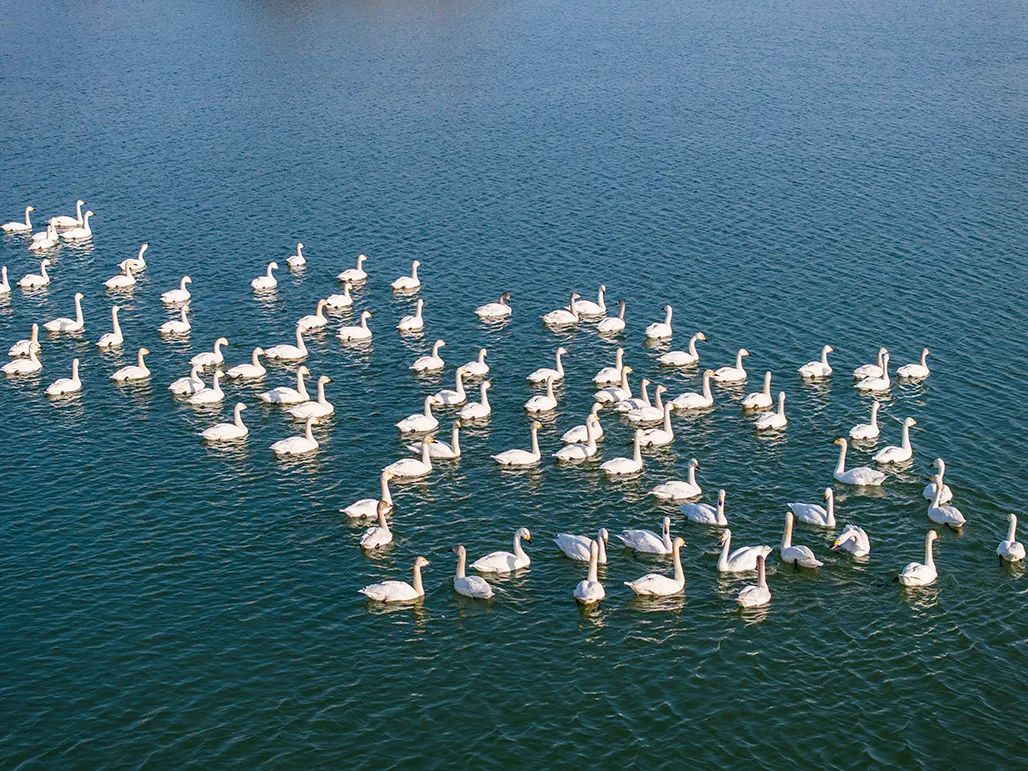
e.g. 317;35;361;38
597;299;626;334
18;259;51;289
161;276;192;305
110;347;151;382
896;531;938;586
669;370;714;411
188;370;225;405
897;348;931;380
462;348;489;378
831;524;871;558
190;336;228;369
475;291;511;320
407;420;461;459
287;375;334;420
337;310;373;342
644;304;673;340
853;347;887;380
342;471;395;519
572;285;606;316
296;300;329;332
755;391;787;431
43;292;85;333
594;348;625;386
554;529;609;564
650;458;702;501
471;527;532;573
260;367;310;405
123;243;148;272
96;305;123;349
788;488;835;528
997;514;1025;562
927;475;966;529
384;437;434;479
625;537;687;596
0;266;8;294
492;421;542;467
2;205;34;233
799;345;834;378
324;280;353;310
29;223;59;251
873;417;916;464
49;200;84;230
397;396;439;433
168;365;205;396
854;352;890;392
397;298;425;332
2;348;42;375
432;366;467;407
628;385;667;424
411;339;446;373
717;529;773;573
714;348;749;383
158;305;191;336
45;358;82;396
104;260;136;290
359;501;393;550
8;323;40;358
542;292;580;327
524;375;558;414
271;416;320;456
561;403;604;444
638;402;674;447
359;556;429;603
453;545;494;599
60;210;94;241
527;346;567;384
658;331;706;367
600;429;644;476
849;401;881;441
615;378;652;413
459;381;492;421
923;458;953;503
779;511;823;568
618;516;673;555
594;366;633;405
741;371;773;410
573;539;605;604
682;488;728;526
736;555;771;608
225;347;266;380
553;415;598;461
391;259;421;292
832;438;886;486
286;242;306;269
337;254;368;284
201;402;249;442
264;328;307;362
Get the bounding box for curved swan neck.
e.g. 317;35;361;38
777;392;786;416
870;401;880;426
304;420;314;441
554;349;564;374
931;475;944;507
412;562;424;594
76;201;84;221
781;514;793;549
920;349;929;366
596;533;607;563
826;492;835;525
420;440;432;464
136;349;146;367
530;425;540;456
316;379;327;403
455;549;466;579
836;441;847;473
379;473;392;505
923;534;935;568
295;328;305;349
234;404;245;427
296;370;309;397
686;462;697;486
717;534;731;570
451;422;461;450
662;404;672;432
1007;515;1017;542
587;542;599;582
664;306;672;324
251;348;261;366
762;372;771;397
479;383;490;405
673;543;684;582
71;358;80;379
40;262;49;279
74;294;83;323
632;432;642;463
30;324;38;344
112;308;121;334
410;262;419;280
821;347;831;365
735;350;744;369
513;532;527;558
702;373;712;400
614;348;623;368
901;421;912;450
423;398;433;417
757;557;767;588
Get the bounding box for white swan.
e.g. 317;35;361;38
260;366;310;405
158;305;191;337
669;370;714;411
755;391;788;431
407;420;461;459
359;556;429;603
462;348;489;378
594;365;633;405
251;261;279;292
475;291;511;320
594;348;624;386
625;537;687;596
897;530;938;587
736;555;771;608
897;348;931;380
453;545;494;599
682;488;728;526
2;348;42;375
645;304;673;340
161;276;192;305
561;403;604;444
553;415;598;461
618;516;673;555
397;298;425;332
527;346;567;384
384;437;434;479
627;385;667;424
542;292;580;327
832;437;886;486
97;305;124;349
110;347;151;382
638;402;674;447
337;310;372;342
287;375;334;421
600;429;644;476
788;488;835;528
492;421;542;467
18;259;51;290
717;529;773;573
554;529;609;564
471;527;532;573
597;299;626;334
8;323;40;358
849;401;881;441
264;328;307;362
46;358;82;396
741;371;773;410
190;336;228;370
60;210;94;241
714;348;749;383
343;472;395;520
201;402;249;442
658;331;706;367
0;265;9;295
49;200;83;230
799;345;834;379
104;260;136;290
391;259;421;292
524;375;558;414
271;416;320;457
831;524;871;558
397;396;439;433
286;242;306;270
410;339;445;373
324;280;353;310
573;539;605;604
572;285;606;316
297;300;329;332
337;254;368;284
780;511;823;568
2;205;34;233
997;514;1025;562
188;370;225;405
650;457;702;501
615;378;651;413
359;502;393;550
169;365;204;396
873;417;916;464
224;347;266;380
123;243;148;272
923;458;953;503
44;292;85;333
431;366;467;407
927;475;966;529
29;223;59;251
459;381;492;421
855;352;891;392
854;347;887;379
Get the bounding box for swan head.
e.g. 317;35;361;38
40;259;51;268
696;332;707;341
516;527;532;542
720;529;732;545
453;544;467;557
501;291;511;301
140;243;149;252
411;260;421;269
622;366;634;375
482;381;492;391
76;199;84;206
84;210;94;217
237;403;247;412
139;347;150;356
182;276;192;285
824;487;833;501
833;437;847;448
654;384;667;395
454;419;462;429
598;528;609;543
703;369;715;378
357;254;367;264
531;420;542;431
598;284;606;292
296;242;304;249
26;206;35;213
739;348;750;358
673;536;687;550
434;339;446;349
268;261;279;271
423;395;434;408
318;375;331;385
640;377;650;388
921;347;930;357
298;365;311;376
74;292;84;300
926;530;938;545
933;457;944;471
589;402;601;415
661;516;671;535
904;417;917;427
824;344;834;354
361;310;372;320
718;488;726;503
556;346;568;355
689;458;699;469
414;555;430;569
216;336;228;347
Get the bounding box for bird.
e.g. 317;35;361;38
600;429;644;476
681;489;728;526
452;545;494;599
342;471;394;520
224;348;266;380
391;259;422;292
337;254;368;284
853;347;888;379
104;260;137;291
542;292;580;327
638;402;674;447
18;259;51;289
561;403;604;444
168;365;205;397
2;348;42;376
324;280;353;310
650;458;702;501
59;210;94;241
471;528;532;573
831;524;871;558
741;371;773;410
0;265;9;295
873;417;917;464
190;337;228;370
406;420;461;459
397;298;425;332
849;401;881;441
717;529;773;573
8;323;40;358
43;292;85;333
2;205;34;233
736;555;771;608
779;511;823;568
573;540;606;605
459;381;492;421
161;276;192;305
396;396;439;434
188;371;225;406
431;366;468;407
158;305;191;337
45;358;82;397
270;417;320;457
48;199;84;229
475;291;512;320
337;310;373;342
110;347;151;382
264;328;307;362
788;488;836;528
286;242;306;270
524;375;558;414
553;415;598;461
594;366;633;406
855;352;891;392
668;370;714;411
260;367;310;405
897;348;930;380
618;516;673;555
658;331;707;368
923;458;953;503
201;403;249;442
492;422;542;467
644;304;673;340
29;223;59;251
287;376;334;421
754;391;787;431
296;300;329;332
597;299;626;334
832;438;886;486
713;348;749;383
798;345;834;378
461;348;489;378
384;437;434;479
625;537;687;597
359;556;429;603
123;243;149;272
410;339;446;373
527;346;567;384
927;475;966;529
571;285;606;316
997;514;1025;562
896;531;938;587
554;529;609;564
359;501;393;550
96;305;124;349
593;348;625;386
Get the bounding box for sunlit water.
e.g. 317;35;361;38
1;0;1026;766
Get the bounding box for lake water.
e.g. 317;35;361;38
2;0;1026;766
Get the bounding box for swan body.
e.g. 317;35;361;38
832;524;871;558
492;421;542;467
853;347;887;380
158;305;191;337
799;345;834;378
264;328;307;362
104;260;137;290
573;539;605;604
286;242;306;269
618;516;673;555
527;346;566;384
225;348;266;380
161;276;192;305
202;402;249;442
923;458;953;503
260;367;310;405
397;396;439;433
625;537;687;596
897;348;930;380
287;376;334;421
359;556;429;603
571;285;606;316
462;348;489;378
553;415;598;461
384;438;434;479
682;488;727;526
475;291;511;320
410;339;445;373
337;254;368;284
736;555;771;608
780;511;823;568
594;366;633;405
337;310;373;342
271;417;320;456
755;391;788;431
849;401;881;441
714;348;749;383
2;349;42;375
342;472;394;520
997;514;1025;562
542;292;580;327
44;292;85;333
600;429;644;476
594;348;625;386
296;300;329;332
597;299;626;334
742;371;773;410
453;545;494;599
359;502;393;550
897;531;938;586
524;375;558;413
123;243;148;272
188;371;225;405
60;210;94;241
29;223;59;251
2;205;34;233
616;378;652;413
855;352;891;392
927;474;966;529
49;200;83;230
658;332;707;367
645;304;673;340
471;527;532;573
554;529;609;564
46;358;82;396
459;381;492;421
717;529;773;573
561;403;604;444
391;259;421;292
18;259;51;289
97;305;124;349
650;458;702;501
110;347;151;382
833;437;886;486
190;336;228;370
669;370;714;411
324;280;353;310
8;323;40;358
638;402;674;447
788;488;836;527
168;365;205;396
397;298;425;332
407;420;461;459
873;417;916;464
432;366;468;407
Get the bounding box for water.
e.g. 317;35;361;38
2;0;1026;766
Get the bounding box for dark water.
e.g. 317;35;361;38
2;0;1026;766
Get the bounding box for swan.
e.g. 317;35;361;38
359;501;393;550
553;415;598;461
96;305;124;349
432;366;467;407
524;375;558;413
337;254;368;284
600;429;644;476
927;475;966;529
645;304;673;340
324;280;353;310
29;223;59;251
615;378;652;413
0;265;8;295
123;243;148;272
572;285;606;316
475;291;511;320
2;205;34;233
997;514;1025;562
286;242;306;270
287;376;334;421
250;261;279;292
384;437;434;479
849;401;881;441
554;529;609;564
271;417;320;457
650;457;702;501
594;366;633;405
896;530;938;587
8;323;40;358
161;276;192;305
831;524;871;558
873;416;917;464
45;358;82;396
264;328;307;362
923;458;953;503
201;402;249;442
627;385;667;424
296;300;329;332
619;516;673;555
594;348;624;386
169;365;205;396
638;402;674;447
832;438;886;486
736;555;771;608
397;298;425;332
188;370;225;405
717;529;773;573
471;527;532;573
190;336;228;370
43;292;85;333
625;537;687;596
780;511;823;568
658;331;706;367
459;381;492;421
60;210;94;241
110;347;151;382
260;367;310;405
158;305;191;337
391;259;421;292
855;352;890;392
561;403;604;444
410;339;445;373
342;471;395;520
359;556;429;603
542;292;580;327
337;310;373;342
527;346;567;384
453;545;494;599
492;421;542;466
682;488;728;526
18;259;51;289
741;371;773;410
407;420;461;459
854;347;888;379
597;299;626;334
397;396;439;433
104;260;136;290
462;348;489;378
799;345;834;379
897;348;931;380
788;488;835;528
714;348;749;383
49;200;83;230
225;347;266;380
2;348;42;375
754;391;787;431
669;369;714;411
573;539;605;604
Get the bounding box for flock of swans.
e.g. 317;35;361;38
3;201;1024;610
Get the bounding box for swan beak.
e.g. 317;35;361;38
830;541;840;550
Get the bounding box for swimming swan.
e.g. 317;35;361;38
161;276;192;305
46;357;82;396
264;328;307;361
849;401;881;441
554;529;609;564
324;280;354;310
572;285;606;317
594;366;633;406
287;375;334;420
788;488;835;528
650;458;702;501
717;529;773;573
561;403;604;444
462;348;489;378
225;347;266;380
391;259;421;292
779;510;823;568
475;291;511;320
49;200;84;230
60;210;94;241
927;474;966;529
337;310;372;342
644;304;673;340
553;415;598;461
799;345;834;379
407;420;461;459
18;259;51;289
713;348;749;384
492;421;542;467
397;298;425;332
2;205;34;233
618;516;673;555
853;347;887;380
29;223;59;251
471;527;532;573
669;369;714;411
873;417;916;464
104;260;137;290
201;402;249;442
832;438;885;486
0;265;9;294
997;514;1025;562
169;365;204;396
897;348;930;380
124;243;148;273
524;375;558;414
594;348;625;386
432;366;467;407
250;262;278;293
459;381;492;421
527;346;567;384
44;292;85;333
111;347;151;382
597;299;626;334
831;524;871;558
741;371;773;410
754;391;788;431
2;348;42;375
410;339;445;373
600;429;644;476
158;305;191;337
271;416;320;456
359;556;429;603
260;366;310;405
615;377;652;413
923;458;953;503
896;530;938;587
337;254;368;284
188;370;225;405
638;402;674;447
573;540;605;604
286;242;306;270
855;352;890;392
658;331;706;367
453;545;494;599
190;336;228;370
359;501;393;550
542;292;580;327
384;437;434;479
96;305;123;349
297;300;329;332
397;396;439;434
736;555;771;608
343;471;395;520
682;488;728;526
8;323;40;358
625;537;687;596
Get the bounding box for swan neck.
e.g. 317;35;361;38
597;534;607;564
513;532;527;559
782;515;793;549
421;441;432;464
758;557;767;588
530;425;540;457
673;544;684;582
480;383;489;406
1007;516;1017;542
763;372;771;397
717;535;730;570
379;474;392;505
587;545;599;582
688;335;698;357
455;550;466;579
836;442;847;473
412;563;424;594
234;405;245;427
901;422;911;450
702;373;712;400
632;434;642;463
686;463;696;487
451;423;460;450
924;535;935;568
317;380;327;403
